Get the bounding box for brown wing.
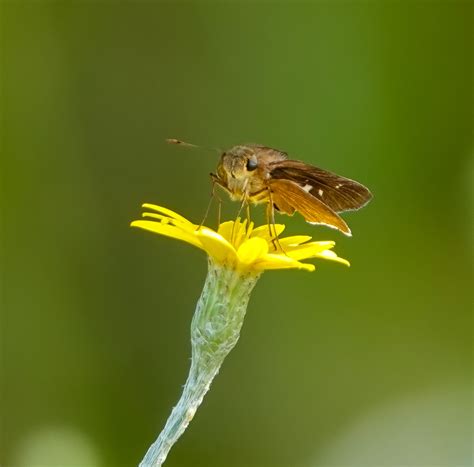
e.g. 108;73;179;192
269;179;351;236
270;160;372;213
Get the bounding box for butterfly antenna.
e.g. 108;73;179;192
166;138;221;154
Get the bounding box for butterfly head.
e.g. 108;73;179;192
215;145;264;201
217;145;259;181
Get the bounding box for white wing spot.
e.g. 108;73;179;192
335;183;342;189
318;189;323;197
302;184;312;192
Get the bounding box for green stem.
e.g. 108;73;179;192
139;260;260;467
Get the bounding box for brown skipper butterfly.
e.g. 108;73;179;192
167;140;372;236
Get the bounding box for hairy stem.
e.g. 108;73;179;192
139;260;260;467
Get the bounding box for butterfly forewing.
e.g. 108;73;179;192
269;160;372;213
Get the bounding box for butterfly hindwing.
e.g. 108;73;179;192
269;179;351;236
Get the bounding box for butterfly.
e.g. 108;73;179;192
212;144;372;236
167;140;372;236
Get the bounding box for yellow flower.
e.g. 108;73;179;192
131;203;349;273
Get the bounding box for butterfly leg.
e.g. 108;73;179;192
266;188;285;253
197;188;215;231
217;196;222;226
235;195;247;220
198;175;223;230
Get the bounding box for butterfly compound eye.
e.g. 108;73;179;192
246;158;258;171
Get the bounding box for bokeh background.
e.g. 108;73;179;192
1;2;472;466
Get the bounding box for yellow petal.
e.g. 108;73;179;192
254;254;315;271
316;249;351;267
142;204;193;225
217;221;235;242
217;219;247;246
142;212;168;222
245;221;255;239
250;224;285;241
131;220;203;249
142;212;193;227
196;228;237;264
232;218;249;248
277;235;312;247
285;241;336;260
237;237;268;264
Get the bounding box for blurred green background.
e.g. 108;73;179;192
1;1;472;466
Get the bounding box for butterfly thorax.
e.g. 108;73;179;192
216;145;287;202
